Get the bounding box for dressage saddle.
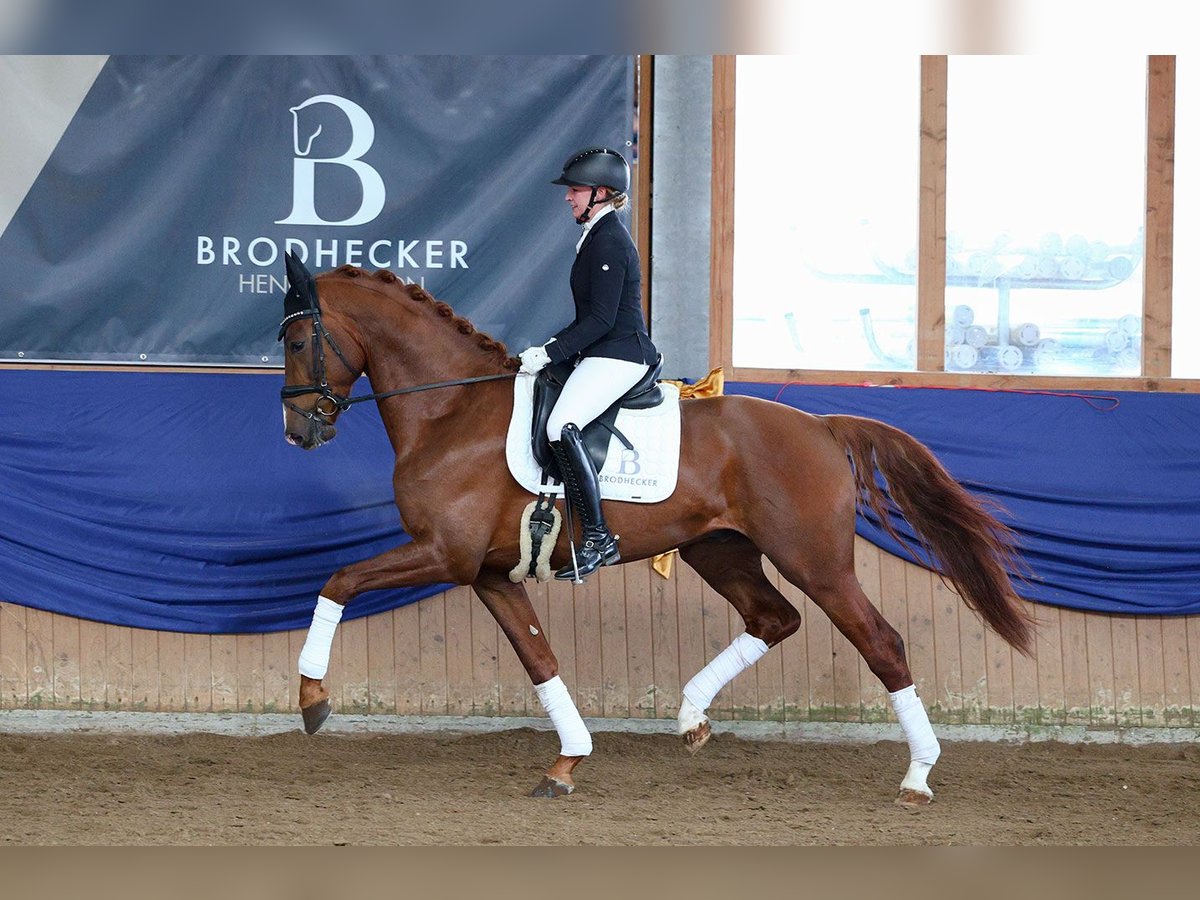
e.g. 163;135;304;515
530;354;664;481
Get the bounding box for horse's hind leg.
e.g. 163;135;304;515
772;553;940;807
471;571;591;798
676;532;801;754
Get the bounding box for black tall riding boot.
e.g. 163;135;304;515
550;423;620;580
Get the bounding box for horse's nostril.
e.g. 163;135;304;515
286;432;305;446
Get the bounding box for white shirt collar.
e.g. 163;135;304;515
576;203;614;253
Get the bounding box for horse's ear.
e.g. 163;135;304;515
284;249;312;290
278;250;319;339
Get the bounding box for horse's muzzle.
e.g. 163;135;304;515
286;422;337;450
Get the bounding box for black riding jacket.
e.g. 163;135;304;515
545;210;658;366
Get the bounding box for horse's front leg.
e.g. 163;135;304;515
472;571;591;798
296;539;460;735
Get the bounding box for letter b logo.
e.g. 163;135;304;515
276;94;386;227
619;449;641;476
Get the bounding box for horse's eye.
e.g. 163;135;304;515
289;340;305;353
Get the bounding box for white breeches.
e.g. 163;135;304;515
546;356;650;442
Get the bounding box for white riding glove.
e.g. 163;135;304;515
519;344;552;375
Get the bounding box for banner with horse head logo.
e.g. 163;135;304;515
0;55;634;366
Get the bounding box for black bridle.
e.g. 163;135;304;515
279;300;516;424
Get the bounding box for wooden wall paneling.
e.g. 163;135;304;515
804;593;835;723
877;552;909;722
443;586;476;717
700;570;733;718
929;579;964;723
184;632;212;712
917;55;948;372
635;55;653;316
1010;601;1040;725
543;577;578;709
957;595;988;724
854;539;889;720
1142;55;1175;377
902;565;936;723
1135;616;1167;727
571;565;605;717
983;622;1015;725
1186;618;1200;727
674;558;707;715
130;626;159;711
104;624;132;709
649;560;682;720
1110;615;1141;727
598;563;630;717
468;587;499;717
1160;616;1193;726
338;613;370;714
78;619;107;709
419;594;449;716
1058;608;1091;725
394;599;422;714
1084;613;1116;725
366;606;396;714
50;612;80;709
262;630;291;713
755;558;785;722
211;633;237;712
709;56;736;373
775;573;811;722
1031;604;1065;725
0;603;27;707
624;560;656;718
234;632;263;713
157;631;184;710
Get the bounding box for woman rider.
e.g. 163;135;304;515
517;146;659;581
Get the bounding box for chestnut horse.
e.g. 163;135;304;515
278;256;1034;806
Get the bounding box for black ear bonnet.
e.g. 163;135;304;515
278;250;319;340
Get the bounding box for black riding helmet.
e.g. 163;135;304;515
552;146;630;193
552;146;630;223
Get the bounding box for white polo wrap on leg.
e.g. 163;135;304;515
890;684;941;795
534;675;593;757
679;632;769;733
298;595;344;680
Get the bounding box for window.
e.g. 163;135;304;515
1174;56;1199;379
722;55;1192;387
732;55;920;371
944;56;1147;376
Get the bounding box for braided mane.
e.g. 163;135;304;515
329;265;520;371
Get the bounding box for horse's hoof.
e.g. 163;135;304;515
530;776;574;798
300;698;331;735
683;720;711;755
894;788;933;808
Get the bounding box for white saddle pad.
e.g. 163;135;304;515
505;374;681;503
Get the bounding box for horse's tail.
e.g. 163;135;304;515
823;414;1035;655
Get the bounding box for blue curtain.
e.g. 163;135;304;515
3;371;1198;632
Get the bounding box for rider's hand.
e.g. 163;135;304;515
519;345;551;375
